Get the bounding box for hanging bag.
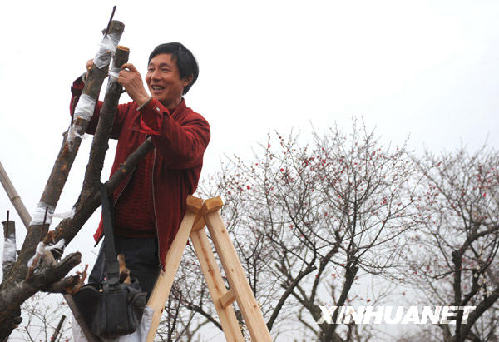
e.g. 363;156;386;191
73;185;147;339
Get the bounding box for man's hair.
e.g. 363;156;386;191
148;42;199;94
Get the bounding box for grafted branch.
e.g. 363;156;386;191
3;21;125;287
0;19;129;341
39;21;125;210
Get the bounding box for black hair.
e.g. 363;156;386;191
148;42;199;95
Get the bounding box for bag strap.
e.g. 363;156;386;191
101;184;120;287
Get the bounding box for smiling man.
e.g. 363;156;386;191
70;42;210;298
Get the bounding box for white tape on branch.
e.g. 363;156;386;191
94;31;121;69
2;236;17;263
27;239;66;269
67;94;96;144
73;94;97;122
30;202;55;226
66;126;82;145
53;207;76;220
109;66;121;81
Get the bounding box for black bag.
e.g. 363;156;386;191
73;185;147;339
91;279;146;338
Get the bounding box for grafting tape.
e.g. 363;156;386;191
2;236;16;263
30;202;55;226
67;94;96;144
73;94;96;122
27;239;65;268
109;66;121;81
94;31;121;70
53;207;76;220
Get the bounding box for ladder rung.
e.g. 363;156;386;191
219;289;236;309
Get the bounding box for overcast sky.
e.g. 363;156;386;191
1;0;499;339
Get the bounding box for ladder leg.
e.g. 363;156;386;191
145;196;203;342
190;222;245;342
204;197;272;342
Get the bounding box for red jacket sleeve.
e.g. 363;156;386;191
69;76;127;139
136;98;210;169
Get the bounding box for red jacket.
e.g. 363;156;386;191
71;80;210;268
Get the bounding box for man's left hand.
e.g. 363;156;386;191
118;63;150;107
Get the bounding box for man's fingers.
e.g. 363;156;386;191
121;62;137;72
86;59;94;71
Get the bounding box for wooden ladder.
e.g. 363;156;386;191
146;196;272;342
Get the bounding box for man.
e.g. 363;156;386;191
70;42;210;297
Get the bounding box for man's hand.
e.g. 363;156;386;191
118;63;150;107
86;59;93;71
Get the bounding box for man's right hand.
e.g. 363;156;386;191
86;59;94;72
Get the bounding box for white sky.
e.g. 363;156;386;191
1;0;499;339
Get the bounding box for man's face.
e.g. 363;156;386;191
146;53;190;108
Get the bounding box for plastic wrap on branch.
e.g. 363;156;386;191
2;221;17;279
73;94;97;123
2;237;16;264
30;202;55;226
94;30;121;69
27;239;66;269
109;66;121;81
53;207;76;220
67;94;97;144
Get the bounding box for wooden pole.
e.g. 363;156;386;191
145;196;204;342
0;162;31;228
203;197;272;342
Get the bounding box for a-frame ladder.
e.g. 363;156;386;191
146;196;272;342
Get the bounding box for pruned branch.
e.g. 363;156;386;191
39;20;125;211
80;46;130;196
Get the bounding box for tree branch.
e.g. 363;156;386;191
0;253;81;340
